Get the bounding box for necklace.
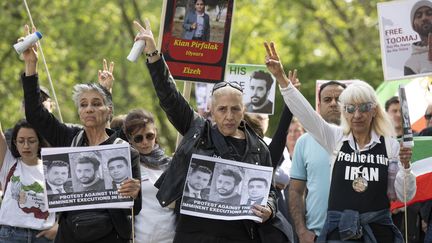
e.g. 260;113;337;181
352;136;369;193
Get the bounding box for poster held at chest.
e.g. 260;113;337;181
159;0;234;83
41;143;134;212
180;154;273;222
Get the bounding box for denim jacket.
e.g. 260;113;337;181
317;209;403;243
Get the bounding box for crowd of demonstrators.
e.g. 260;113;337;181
0;120;57;242
122;109;176;243
289;80;346;243
3;11;431;243
133;19;296;243
265;41;417;242
20;25;141;243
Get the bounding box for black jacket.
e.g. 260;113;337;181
147;57;294;242
22;73;141;240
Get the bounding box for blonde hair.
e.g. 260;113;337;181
339;81;395;137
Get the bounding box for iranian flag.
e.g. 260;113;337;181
376;76;432;133
391;136;432;210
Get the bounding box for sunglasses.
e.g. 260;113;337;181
132;133;156;143
344;102;374;114
212;81;243;95
425;113;432;120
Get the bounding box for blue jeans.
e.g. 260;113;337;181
318;209;403;243
0;225;53;243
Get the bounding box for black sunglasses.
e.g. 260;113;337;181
132;133;156;143
211;81;243;95
425;113;432;120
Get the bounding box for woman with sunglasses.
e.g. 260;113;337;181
0;120;57;242
122;109;175;243
264;41;416;242
19;25;141;243
132;20;293;243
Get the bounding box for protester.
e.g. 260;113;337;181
0;119;57;242
133;19;291;243
20;25;141;243
265;41;417;242
123;108;176;243
385;96;403;137
289;80;346;243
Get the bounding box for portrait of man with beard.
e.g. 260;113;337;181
245;70;274;114
73;156;105;192
404;0;432;75
214;168;242;205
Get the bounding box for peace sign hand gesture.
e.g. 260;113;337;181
98;59;115;93
264;41;290;88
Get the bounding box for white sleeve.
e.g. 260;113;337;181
0;149;17;191
394;166;417;202
280;84;343;153
389;139;417;202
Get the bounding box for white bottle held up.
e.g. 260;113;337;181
127;40;145;62
13;32;42;55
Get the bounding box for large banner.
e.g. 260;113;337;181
180;154;273;221
378;0;432;80
41;144;134;212
159;0;234;83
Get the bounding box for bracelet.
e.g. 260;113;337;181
146;50;159;57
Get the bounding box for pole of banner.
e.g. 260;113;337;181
175;82;193;149
131;207;135;243
403;170;408;243
23;0;64;122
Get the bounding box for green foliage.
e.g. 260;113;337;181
1;0;386;153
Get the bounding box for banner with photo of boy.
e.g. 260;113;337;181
159;0;234;83
180;154;273;222
378;0;432;81
41;143;133;212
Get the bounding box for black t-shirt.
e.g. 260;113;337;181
328;136;390;213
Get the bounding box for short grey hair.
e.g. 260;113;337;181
72;83;113;116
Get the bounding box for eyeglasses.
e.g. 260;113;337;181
425;113;432;120
132;133;156;143
344;102;374;114
211;81;243;95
